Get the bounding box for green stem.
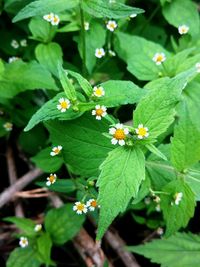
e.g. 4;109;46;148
79;1;87;77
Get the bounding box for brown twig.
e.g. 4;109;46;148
0;168;43;208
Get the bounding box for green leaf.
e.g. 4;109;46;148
133;77;183;140
78;80;145;111
162;0;200;37
171;101;200;172
13;0;79;22
68;70;93;96
146;144;167;161
186;165;200;201
45;113;113;176
82;0;144;19
160;179;195;236
97;146;145;240
36;233;53;265
128;232;200;267
31;147;63;173
35;43;63;77
115;32;171;81
36;179;76;193
24;92;82;131
0;60;58;99
4;217;36;236
6;247;41;267
44;204;85;245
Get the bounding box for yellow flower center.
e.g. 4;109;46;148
110;23;115;29
138;127;147;137
47;15;52;19
114;129;126;140
90;200;97;207
156;55;163;62
77;203;85;211
49;175;55;183
53;148;60;154
95;88;103;96
22;239;27;244
60;101;68;109
96;109;104;116
53;17;58;23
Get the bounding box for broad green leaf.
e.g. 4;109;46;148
176;53;200;74
29;17;56;43
35;43;63;77
44;204;85;245
97;146;145;239
171;101;200;172
186;165;200;201
128;232;200;267
31;147;63;172
45;113;113;176
13;0;79;22
58;21;80;33
0;60;58;98
160;179;195;236
4;0;32;14
115;32;171;81
162;0;200;37
133;77;184;140
78;80;145;111
4;217;36;236
6;247;41;267
24;92;82;131
36;233;53;265
146;144;167;161
82;0;144;19
36;179;76;193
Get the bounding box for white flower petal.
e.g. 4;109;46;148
118;140;125;146
124;128;129;135
111;138;118;145
109;127;116;134
96;116;102;120
92;110;96;115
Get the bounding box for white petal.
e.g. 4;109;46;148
50;152;55;156
118;140;125;146
73;206;77;211
109;127;116;134
95;105;100;109
83;207;88;213
96;116;102;120
111;138;118;145
102;106;107;111
58;146;62;150
57;105;61;110
92;110;96;115
138;124;143;128
102;112;107;117
61;109;66;112
115;123;123;129
77;210;82;214
46;181;51;186
145;132;149;137
138;135;143;139
135;128;139;134
124;128;129;135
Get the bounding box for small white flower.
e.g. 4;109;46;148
20;39;27;47
178;25;189;35
84;22;90;31
95;48;105;58
106;20;118;32
57;98;71;112
43;13;54;22
108;50;116;57
195;62;200;73
157;227;164;235
92;86;105;97
50;145;62;156
155;204;161;212
152;52;166;65
144;197;151;205
19;237;28;248
153;195;161;203
130;13;137;18
11;40;19;49
135;124;149;139
34;224;42;232
109;123;129;146
86;199;99;211
8;56;19;63
51;14;60;26
73;202;88;214
46;173;57;186
92;105;107;120
3;122;13;131
174;192;183;205
109;0;116;3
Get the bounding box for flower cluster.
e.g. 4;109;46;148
73;199;99;215
11;39;27;49
57;98;71;112
46;173;57;186
43;13;60;26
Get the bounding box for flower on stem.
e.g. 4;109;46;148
50;145;62;156
34;224;42;232
19;237;28;248
73;202;88;214
92;86;105;97
92;105;107;120
43;13;54;22
152;52;166;65
172;192;183;205
106;20;117;32
20;39;27;47
109;123;129;146
51;14;60;26
46;173;57;186
95;48;105;58
11;40;19;49
135;124;149;139
195;62;200;73
178;25;189;35
108;50;116;57
84;22;90;31
3;122;13;131
86;199;99;211
8;56;19;63
57;98;71;112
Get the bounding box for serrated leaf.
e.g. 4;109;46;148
160;179;195;237
13;0;79;22
44;204;85;245
146;144;167;161
128;232;200;267
133;77;184;140
36;179;76;193
115;32;171;81
4;217;36;236
97;146;145;239
162;0;200;37
31;147;63;172
82;0;144;19
68;70;93;96
24;92;82;131
35;43;63;77
36;233;53;265
45;113;113;176
186;165;200;201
